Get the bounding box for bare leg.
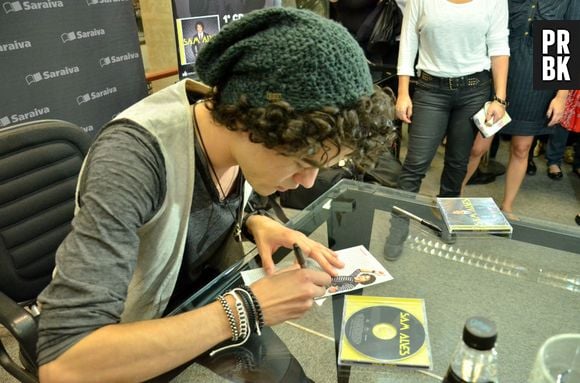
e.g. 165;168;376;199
501;135;534;212
461;134;494;195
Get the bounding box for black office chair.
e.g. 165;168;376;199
0;120;91;383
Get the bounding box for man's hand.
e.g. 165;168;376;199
250;267;331;326
245;214;344;276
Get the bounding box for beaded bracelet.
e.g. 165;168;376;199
239;285;265;330
216;295;239;341
233;287;261;336
229;291;249;340
210;291;252;356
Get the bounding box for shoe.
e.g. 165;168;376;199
576;214;580;226
481;159;506;176
526;160;537;175
547;165;563;180
466;169;496;185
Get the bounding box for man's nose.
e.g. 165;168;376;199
294;168;319;189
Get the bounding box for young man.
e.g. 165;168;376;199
37;7;394;383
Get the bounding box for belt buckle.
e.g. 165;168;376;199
422;72;433;82
448;78;457;90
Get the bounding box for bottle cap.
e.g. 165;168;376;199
462;316;497;350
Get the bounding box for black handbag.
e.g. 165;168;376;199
367;0;403;54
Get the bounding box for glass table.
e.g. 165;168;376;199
163;180;580;383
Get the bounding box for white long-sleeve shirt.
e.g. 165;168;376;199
397;0;510;78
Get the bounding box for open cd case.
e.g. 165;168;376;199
338;295;432;369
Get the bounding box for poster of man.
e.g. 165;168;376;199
177;15;219;65
171;0;276;78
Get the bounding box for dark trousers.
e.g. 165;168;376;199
398;73;491;197
545;124;570;166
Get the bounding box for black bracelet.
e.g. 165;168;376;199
239;285;265;330
240;210;270;243
492;95;509;107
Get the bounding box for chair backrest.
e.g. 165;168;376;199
0;120;91;304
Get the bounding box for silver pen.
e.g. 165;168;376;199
392;206;442;234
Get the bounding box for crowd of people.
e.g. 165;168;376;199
34;2;578;383
395;0;579;220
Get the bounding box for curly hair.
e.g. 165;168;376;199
206;85;396;169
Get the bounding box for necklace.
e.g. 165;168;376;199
193;103;244;242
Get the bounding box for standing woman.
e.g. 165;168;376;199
464;0;580;212
396;0;510;197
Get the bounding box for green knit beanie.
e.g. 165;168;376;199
195;7;373;112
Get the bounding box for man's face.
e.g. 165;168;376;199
196;24;203;33
234;135;352;196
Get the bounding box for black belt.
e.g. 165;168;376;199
419;70;490;90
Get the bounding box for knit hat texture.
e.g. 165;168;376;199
195;7;373;111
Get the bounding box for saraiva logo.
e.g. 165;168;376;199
0;106;51;126
61;28;106;43
76;86;117;105
25;66;80;85
3;1;64;13
0;39;32;52
99;52;140;67
86;0;128;5
0;115;12;127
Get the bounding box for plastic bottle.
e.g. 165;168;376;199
442;316;499;383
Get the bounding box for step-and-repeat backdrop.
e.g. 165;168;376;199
0;0;148;137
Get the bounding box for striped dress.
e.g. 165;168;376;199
502;0;580;136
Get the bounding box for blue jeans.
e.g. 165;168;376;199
545;124;570;167
398;73;491;197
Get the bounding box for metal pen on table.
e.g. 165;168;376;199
392;205;442;234
293;243;306;268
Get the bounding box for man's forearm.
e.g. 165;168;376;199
39;299;233;383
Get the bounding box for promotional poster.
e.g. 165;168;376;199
172;0;279;78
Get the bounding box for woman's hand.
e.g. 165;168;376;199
547;91;569;126
250;266;331;326
246;214;344;276
485;101;506;125
396;94;413;124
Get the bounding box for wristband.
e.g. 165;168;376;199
239;285;265;330
492;95;509;107
240;210;271;243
